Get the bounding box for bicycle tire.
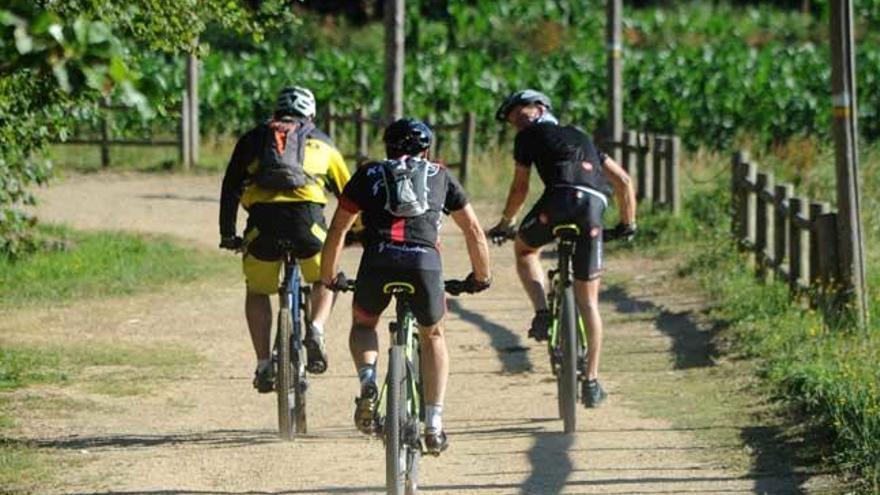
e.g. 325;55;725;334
560;285;578;434
386;345;406;495
277;309;295;440
406;333;422;494
293;344;307;434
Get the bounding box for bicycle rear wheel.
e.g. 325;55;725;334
386;345;406;495
277;309;295;440
559;285;578;434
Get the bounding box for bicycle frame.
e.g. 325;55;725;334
376;289;424;435
547;232;588;377
274;251;311;439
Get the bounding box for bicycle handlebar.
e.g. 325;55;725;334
326;272;481;296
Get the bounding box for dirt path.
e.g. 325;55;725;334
6;173;825;494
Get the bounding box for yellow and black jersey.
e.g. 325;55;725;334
220;123;350;237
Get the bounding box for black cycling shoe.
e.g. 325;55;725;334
528;309;552;342
304;325;328;374
582;379;607;408
354;383;378;435
424;428;448;456
253;365;275;394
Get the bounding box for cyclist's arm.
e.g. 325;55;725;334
219;131;257;237
500;164;531;222
602;155;636;225
325;147;351;198
320;204;359;286
450;204;491;283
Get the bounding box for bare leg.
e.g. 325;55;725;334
309;282;334;328
573;278;603;380
245;292;272;361
514;236;548;311
419;322;449;406
349;310;380;369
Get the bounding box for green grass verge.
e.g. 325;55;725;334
634;144;880;492
0;224;232;308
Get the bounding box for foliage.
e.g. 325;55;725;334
0;0;298;257
637;146;880;492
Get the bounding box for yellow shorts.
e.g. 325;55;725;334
242;203;327;295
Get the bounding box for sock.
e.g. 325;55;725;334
357;364;376;390
309;322;324;337
426;403;443;432
257;359;272;373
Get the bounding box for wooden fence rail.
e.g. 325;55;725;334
51;101;183;169
609;130;681;214
320;103;476;184
731;151;843;312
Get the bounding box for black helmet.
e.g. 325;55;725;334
275;86;316;119
495;89;552;122
383;118;433;158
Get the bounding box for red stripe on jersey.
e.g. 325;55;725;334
339;196;361;213
391;218;406;242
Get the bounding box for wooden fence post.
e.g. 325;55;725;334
638;133;652;203
100;104;111;168
652;136;666;208
355;107;368;164
731;151;746;239
789;196;809;295
459;112;475;185
324;102;336;144
180;91;191;168
185;50;199;169
809;202;831;288
743;160;757;249
755;172;772;278
774;183;794;277
622;130;636;174
666;135;681;216
816;211;843;319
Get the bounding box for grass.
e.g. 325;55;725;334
630;141;880;492
0;224;233;308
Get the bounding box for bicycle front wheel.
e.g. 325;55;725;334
559;285;578;434
386;345;406;495
277;309;295;440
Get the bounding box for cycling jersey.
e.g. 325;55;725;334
219;124;350;237
339;160;468;249
513;122;611;197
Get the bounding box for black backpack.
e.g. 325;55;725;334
253;119;315;190
380;156;431;218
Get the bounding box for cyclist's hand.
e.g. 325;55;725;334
603;222;637;242
219;235;243;251
327;272;355;292
445;273;491;295
486;218;516;246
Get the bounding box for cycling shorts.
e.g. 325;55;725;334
518;186;606;281
353;246;445;326
242;202;327;294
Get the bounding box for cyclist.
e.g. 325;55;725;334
487;89;637;407
219;86;351;393
320;118;491;455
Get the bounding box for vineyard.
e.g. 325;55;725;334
73;1;880;150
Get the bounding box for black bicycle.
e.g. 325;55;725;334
490;223;630;433
334;275;473;495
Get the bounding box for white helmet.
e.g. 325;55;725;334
275;86;316;119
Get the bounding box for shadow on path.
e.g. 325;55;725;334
35;429;280;451
602;284;718;369
447;299;532;374
521;432;574;494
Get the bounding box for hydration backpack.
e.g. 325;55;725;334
380;156;431;218
254;119;315;190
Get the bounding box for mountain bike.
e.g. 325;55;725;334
490;223;630;434
273;239;311;440
333;275;472;495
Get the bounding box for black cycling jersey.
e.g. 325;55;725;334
513;122;612;196
340;160;468;249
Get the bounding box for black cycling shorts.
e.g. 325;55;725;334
518;187;606;281
243;202;326;261
353;247;445;327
